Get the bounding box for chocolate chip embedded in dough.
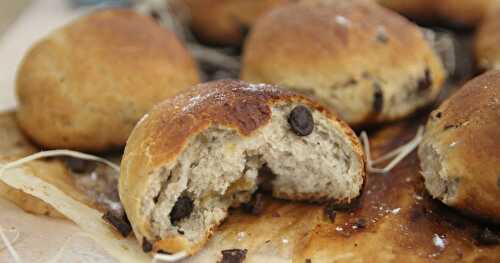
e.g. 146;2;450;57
288;105;314;136
220;249;248;263
170;195;194;224
142;238;153;253
373;83;383;113
417;68;432;92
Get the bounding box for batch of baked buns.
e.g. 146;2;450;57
1;0;500;262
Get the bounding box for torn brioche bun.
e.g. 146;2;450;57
181;0;293;45
119;79;365;255
418;70;500;224
16;9;200;152
475;8;500;70
241;0;446;126
378;0;500;27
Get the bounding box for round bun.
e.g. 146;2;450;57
378;0;500;27
418;70;500;224
241;0;446;126
16;9;200;151
475;9;500;70
119;79;365;255
182;0;292;45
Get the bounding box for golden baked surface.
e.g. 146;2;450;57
475;9;500;70
242;0;445;125
378;0;500;27
16;9;200;151
119;79;363;254
420;70;500;223
182;0;292;45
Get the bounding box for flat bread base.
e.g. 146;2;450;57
1;110;499;262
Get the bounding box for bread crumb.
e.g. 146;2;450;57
433;234;446;250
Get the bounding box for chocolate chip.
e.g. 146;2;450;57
170;195;194;224
354;218;367;229
475;228;500;246
373;83;383;113
142;238;153;253
305;259;312;263
64;157;97;174
102;211;132;237
150;11;161;21
417;69;432;92
435;112;442;119
178;229;185;235
242;193;265;215
288;105;314;136
220;249;247;263
324;204;337;222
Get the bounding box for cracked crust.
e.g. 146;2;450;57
418;70;500;223
16;8;200;151
241;0;446;126
119;79;365;255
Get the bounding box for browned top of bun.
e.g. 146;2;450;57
123;79;357;168
424;70;500;222
16;9;200;151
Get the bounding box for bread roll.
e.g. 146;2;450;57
418;70;500;223
16;9;200;151
119;80;365;255
475;9;500;70
378;0;500;27
182;0;292;45
241;0;446;126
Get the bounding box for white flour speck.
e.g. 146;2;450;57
391;208;401;214
335;16;350;27
432;234;446;250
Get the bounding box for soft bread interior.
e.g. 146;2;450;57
419;142;459;204
142;103;363;251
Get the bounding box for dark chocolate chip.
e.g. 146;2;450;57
417;69;432;92
178;229;185;235
288;105;314;136
157;250;171;255
170;195;194;224
305;259;312;263
435;112;442;119
64;157;97;174
475;228;500;246
150;11;161;21
142;238;153;253
324;204;337;223
354;218;367;229
242;193;265;215
220;249;248;263
102;211;132;237
373;83;383;113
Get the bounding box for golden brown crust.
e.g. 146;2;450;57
475;9;500;70
241;0;446;126
378;0;500;27
119;79;364;254
182;0;293;45
421;70;500;223
16;9;200;151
